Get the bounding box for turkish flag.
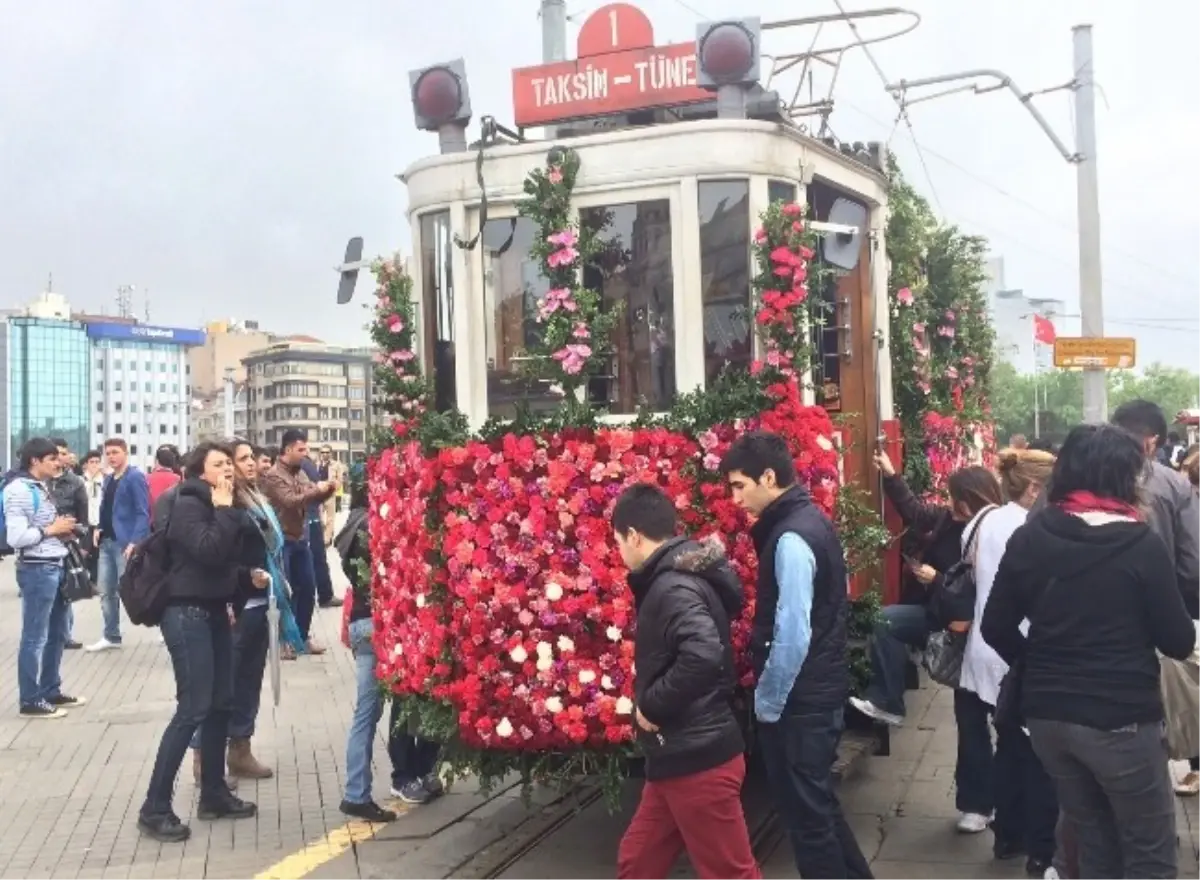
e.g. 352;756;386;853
1034;314;1057;345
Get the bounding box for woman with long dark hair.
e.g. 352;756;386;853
850;455;1004;834
982;424;1195;878
138;442;257;843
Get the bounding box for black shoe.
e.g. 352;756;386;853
197;792;257;820
993;838;1026;861
19;701;66;719
49;693;88;707
1026;857;1052;877
64;640;83;650
319;597;344;608
339;799;397;823
138;812;191;843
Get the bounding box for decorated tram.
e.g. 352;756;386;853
345;3;993;792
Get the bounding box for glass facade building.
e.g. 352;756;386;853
7;317;91;459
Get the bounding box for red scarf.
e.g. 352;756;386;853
1056;489;1141;521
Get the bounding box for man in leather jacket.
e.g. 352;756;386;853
611;483;759;880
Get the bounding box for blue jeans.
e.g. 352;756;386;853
188;604;271;747
17;560;68;707
97;538;126;643
344;618;383;805
143;604;233;816
953;688;995;815
863;603;930;716
308;517;335;605
283;539;317;641
758;707;873;879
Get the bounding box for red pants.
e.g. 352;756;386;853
617;754;761;879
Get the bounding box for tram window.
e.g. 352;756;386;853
698;181;752;383
480;217;564;421
419;211;457;413
768;180;797;205
580;199;677;414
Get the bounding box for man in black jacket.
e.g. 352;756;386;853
721;431;872;880
50;438;89;650
612;483;759;879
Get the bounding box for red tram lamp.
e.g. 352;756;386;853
695;18;762;119
409;59;472;154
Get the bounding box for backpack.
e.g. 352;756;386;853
118;506;173;626
927;505;997;628
0;475;41;558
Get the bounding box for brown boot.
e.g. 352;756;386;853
193;749;240;790
227;737;274;779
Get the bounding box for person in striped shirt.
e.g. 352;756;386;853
4;437;87;719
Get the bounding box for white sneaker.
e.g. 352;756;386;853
84;638;121;653
956;812;991;834
1043;868;1061;880
848;696;904;727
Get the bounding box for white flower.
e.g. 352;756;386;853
536;641;553;659
601;675;614;690
510;645;528;664
615;696;633;715
606;626;622;642
376;561;387;577
537;655;553;672
496;717;514;738
392;644;404;658
578;669;596;684
816;434;834;451
415;594;426;608
545;696;563;714
379;502;391;520
557;635;575;654
545;582;564;602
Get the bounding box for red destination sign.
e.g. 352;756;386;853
512;3;712;127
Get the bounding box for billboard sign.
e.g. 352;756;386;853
85;321;207;347
1053;337;1136;369
512;3;711;127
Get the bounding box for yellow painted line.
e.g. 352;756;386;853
254;799;414;880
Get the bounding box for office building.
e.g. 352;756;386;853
987;257;1064;374
243;338;374;463
188;319;272;396
190;380;248;443
88;321;207;467
6;315;92;460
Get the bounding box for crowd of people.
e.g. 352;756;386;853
4;398;1198;877
2;429;440;844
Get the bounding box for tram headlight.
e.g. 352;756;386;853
409;60;472;131
695;19;761;89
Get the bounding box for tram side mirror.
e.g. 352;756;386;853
336;236;365;305
695;19;762;89
409;60;472;132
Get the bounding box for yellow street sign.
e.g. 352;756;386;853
1053;337;1136;369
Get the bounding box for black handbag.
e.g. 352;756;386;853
923;628;968;688
60;540;97;603
928;506;997;628
994;576;1059;728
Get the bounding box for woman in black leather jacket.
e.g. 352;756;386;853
138;442;261;843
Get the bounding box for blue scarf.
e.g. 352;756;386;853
247;490;306;653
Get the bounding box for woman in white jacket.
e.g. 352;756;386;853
963;447;1057;876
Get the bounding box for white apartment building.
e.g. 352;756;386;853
986;257;1065;374
88;321;207;468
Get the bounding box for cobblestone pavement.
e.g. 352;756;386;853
3;551;1197;879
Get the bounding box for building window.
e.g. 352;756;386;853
348;364;365;380
348;387;364;401
698;180;752;383
171;363;178;373
114;359;122;369
95;357;103;369
130;425;137;434
114;381;122;392
130;402;138;413
145;361;152;371
145;382;152;392
580;199;676;414
350;429;364;443
160;424;168;434
115;402;122;412
96;380;104;391
95;402;103;412
769;180;798;205
420;210;457;412
480;217;560;420
160;383;167;393
115;423;123;433
131;444;138;456
96;424;103;434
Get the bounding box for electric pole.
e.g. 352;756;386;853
540;0;567;137
1073;25;1106;424
885;24;1109;423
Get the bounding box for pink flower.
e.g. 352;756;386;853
937;325;956;339
537;287;577;320
572;322;590;339
753;227;767;244
390;349;415;363
944;309;957;321
547;229;578;248
388;315;405;334
548;167;563;184
918;381;932;395
912;322;926;333
547;247;579;268
552;343;592;375
896;287;914;306
781;202;803;218
944;366;959;379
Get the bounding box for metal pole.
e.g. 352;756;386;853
223;367;235;439
1073;24;1107;424
541;0;567;137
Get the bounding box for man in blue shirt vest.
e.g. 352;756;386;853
721;430;872;880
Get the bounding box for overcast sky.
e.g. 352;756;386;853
1;0;1196;371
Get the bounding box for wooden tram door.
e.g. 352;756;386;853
809;181;882;594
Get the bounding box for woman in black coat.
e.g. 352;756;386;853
138;442;262;844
